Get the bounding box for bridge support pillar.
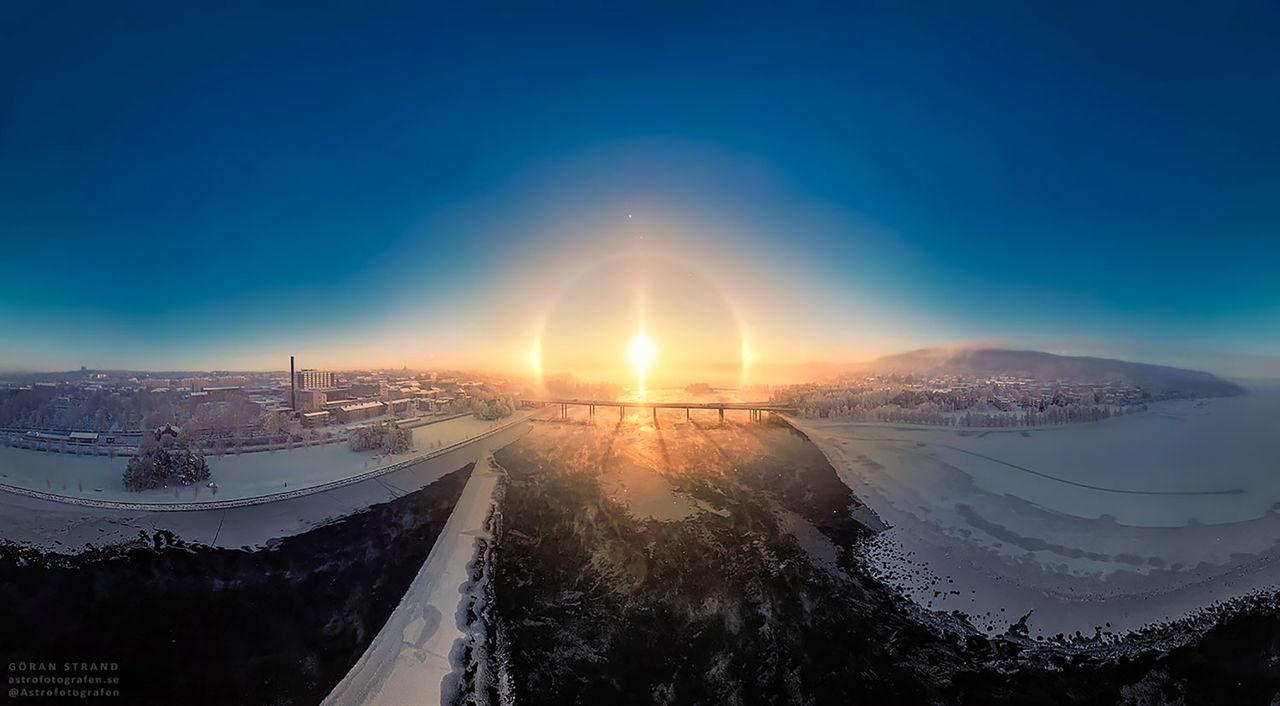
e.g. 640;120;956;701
686;408;690;421
719;408;725;423
652;407;657;425
619;406;624;422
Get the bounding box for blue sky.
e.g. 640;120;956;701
2;2;1279;373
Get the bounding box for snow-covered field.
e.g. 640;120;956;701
0;414;525;505
792;387;1280;637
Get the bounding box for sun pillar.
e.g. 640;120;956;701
627;328;657;397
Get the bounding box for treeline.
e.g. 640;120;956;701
468;395;516;421
774;384;1148;427
788;402;1145;427
1;387;168;431
0;386;261;434
349;422;412;453
123;444;211;491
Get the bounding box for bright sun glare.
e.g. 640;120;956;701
626;329;658;393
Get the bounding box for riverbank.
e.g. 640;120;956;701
0;411;534;506
0;417;534;552
788;389;1280;637
473;413;1280;703
0;466;475;706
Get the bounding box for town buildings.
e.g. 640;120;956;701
333;401;386;423
294;388;327;412
294;369;337;390
300;411;331;428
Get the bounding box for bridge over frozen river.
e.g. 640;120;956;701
523;398;797;423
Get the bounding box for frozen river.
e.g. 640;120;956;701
793;386;1280;637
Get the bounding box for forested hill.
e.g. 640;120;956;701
863;348;1244;398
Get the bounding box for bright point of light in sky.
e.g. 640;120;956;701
626;329;658;394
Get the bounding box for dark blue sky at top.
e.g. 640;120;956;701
2;1;1279;368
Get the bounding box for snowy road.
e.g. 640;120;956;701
323;453;504;706
0;412;534;507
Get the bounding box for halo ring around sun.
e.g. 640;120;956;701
530;253;751;392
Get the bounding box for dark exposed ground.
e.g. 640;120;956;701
483;420;1280;705
5;419;1280;706
0;464;473;706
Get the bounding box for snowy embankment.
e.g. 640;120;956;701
0;417;534;552
323;452;505;706
0;412;534;506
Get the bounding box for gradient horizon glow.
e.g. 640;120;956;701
2;3;1280;380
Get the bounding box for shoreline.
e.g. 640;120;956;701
0;420;534;552
785;392;1280;637
0;413;531;512
0;411;536;508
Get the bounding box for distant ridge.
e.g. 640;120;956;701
859;347;1245;398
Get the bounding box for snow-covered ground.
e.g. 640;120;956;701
0;417;535;552
323;452;505;706
0;413;529;505
792;388;1280;637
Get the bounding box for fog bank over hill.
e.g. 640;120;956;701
855;347;1245;398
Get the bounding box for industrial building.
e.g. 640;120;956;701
201;385;245;401
294;388;328;412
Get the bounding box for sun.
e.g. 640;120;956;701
626;329;658;393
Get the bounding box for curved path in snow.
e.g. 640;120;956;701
0;417;531;512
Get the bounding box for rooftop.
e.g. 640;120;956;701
339;401;386;412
